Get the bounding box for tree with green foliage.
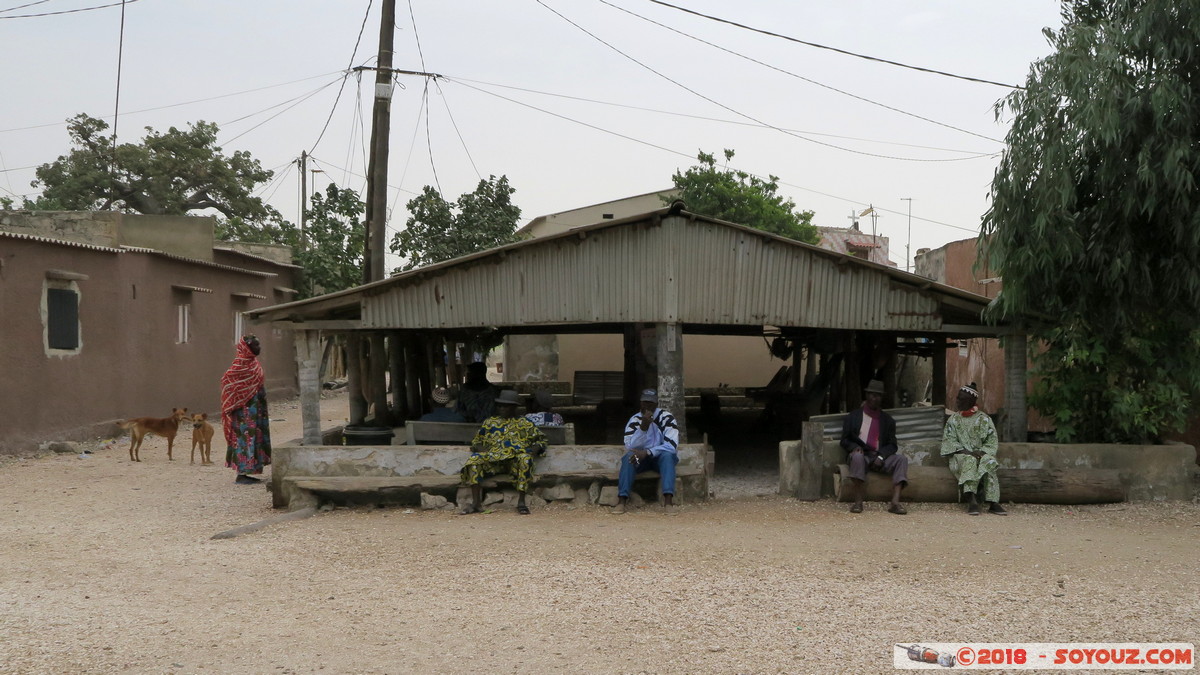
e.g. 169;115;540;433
292;184;366;298
668;149;818;244
26;113;280;227
981;0;1200;443
390;175;521;271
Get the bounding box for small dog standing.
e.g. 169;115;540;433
118;408;188;462
190;412;215;465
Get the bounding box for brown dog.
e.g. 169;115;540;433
189;412;215;465
118;408;188;462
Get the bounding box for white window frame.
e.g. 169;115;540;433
43;278;82;356
233;311;245;344
177;303;191;344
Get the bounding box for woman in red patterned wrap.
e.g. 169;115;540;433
221;335;271;484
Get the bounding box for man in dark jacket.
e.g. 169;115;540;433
840;379;909;515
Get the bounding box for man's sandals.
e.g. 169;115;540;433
516;503;531;515
457;502;481;515
887;503;907;515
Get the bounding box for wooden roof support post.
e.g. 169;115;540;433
294;329;323;445
403;335;421;419
346;334;368;426
369;333;390;427
656;322;686;444
388;331;408;421
931;338;947;407
1002;330;1029;442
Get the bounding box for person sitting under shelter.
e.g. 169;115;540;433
941;382;1006;516
457;389;547;516
456;361;500;424
614;389;679;514
525;389;564;427
840;379;909;515
419;386;466;423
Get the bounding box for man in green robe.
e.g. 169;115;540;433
940;382;1007;516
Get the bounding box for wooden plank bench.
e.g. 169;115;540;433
404;421;575;446
810;405;948;444
572;370;624;405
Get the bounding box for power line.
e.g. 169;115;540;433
219;80;341;128
389;84;431;221
452;75;993;155
597;0;1005;145
434;80;481;181
421;80;442;193
644;0;1025;90
537;0;994;162
445;78;980;235
309;0;374;154
0;0;142;19
0;0;52;14
222;80;339;145
0;71;346;135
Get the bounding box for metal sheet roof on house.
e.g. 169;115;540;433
121;246;278;277
0;230;124;253
248;206;999;334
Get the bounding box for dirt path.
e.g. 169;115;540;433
1;391;1197;674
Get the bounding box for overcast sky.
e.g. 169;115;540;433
1;0;1062;270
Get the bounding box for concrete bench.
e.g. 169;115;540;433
403;421;575;446
272;442;708;510
831;463;1125;504
779;420;1196;502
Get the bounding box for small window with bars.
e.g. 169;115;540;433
46;285;80;351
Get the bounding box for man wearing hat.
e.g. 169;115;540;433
457;389;547;515
614;389;680;514
840;379;909;514
419;386;467;423
940;382;1006;516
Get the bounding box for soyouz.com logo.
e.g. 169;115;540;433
894;643;1195;669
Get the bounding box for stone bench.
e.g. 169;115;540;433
272;443;708;510
832;463;1125;504
779;420;1196;502
403;421;575;446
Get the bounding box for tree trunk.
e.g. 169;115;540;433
833;465;1125;504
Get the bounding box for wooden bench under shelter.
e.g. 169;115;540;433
571;370;624;405
404;421;576;446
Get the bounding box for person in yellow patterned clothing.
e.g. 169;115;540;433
457;389;547;515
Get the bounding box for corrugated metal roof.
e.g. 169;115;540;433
248;207;997;333
213;246;303;269
121;246;278;277
0;230;124;253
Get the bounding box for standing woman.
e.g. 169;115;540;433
221;335;272;484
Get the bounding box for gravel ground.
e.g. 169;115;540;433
2;391;1197;674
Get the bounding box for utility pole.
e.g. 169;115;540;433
901;197;913;272
364;0;397;283
298;150;308;253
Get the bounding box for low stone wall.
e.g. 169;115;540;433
272;443;709;508
780;434;1196;502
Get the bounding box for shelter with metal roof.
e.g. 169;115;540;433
248;203;1026;446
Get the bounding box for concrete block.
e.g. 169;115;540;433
598;485;620;506
588;480;601;504
573;488;591;504
543;483;575;501
482;491;505;506
420;493;448;510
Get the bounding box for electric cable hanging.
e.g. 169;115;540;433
444;77;978;234
0;0;142;19
598;0;1004;144
537;0;995;162
0;0;52;15
422;79;442;193
435;81;482;181
309;0;375;154
109;0;128;195
644;0;1024;90
389;84;432;229
451;76;992;155
224;80;339;144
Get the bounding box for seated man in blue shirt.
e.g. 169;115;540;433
420;386;467;423
613;389;680;514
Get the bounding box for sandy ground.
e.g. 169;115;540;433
2;391;1198;674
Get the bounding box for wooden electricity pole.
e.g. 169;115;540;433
364;0;396;283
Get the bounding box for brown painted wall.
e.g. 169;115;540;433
0;236;297;455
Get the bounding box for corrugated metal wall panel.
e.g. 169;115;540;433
361;215;949;332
